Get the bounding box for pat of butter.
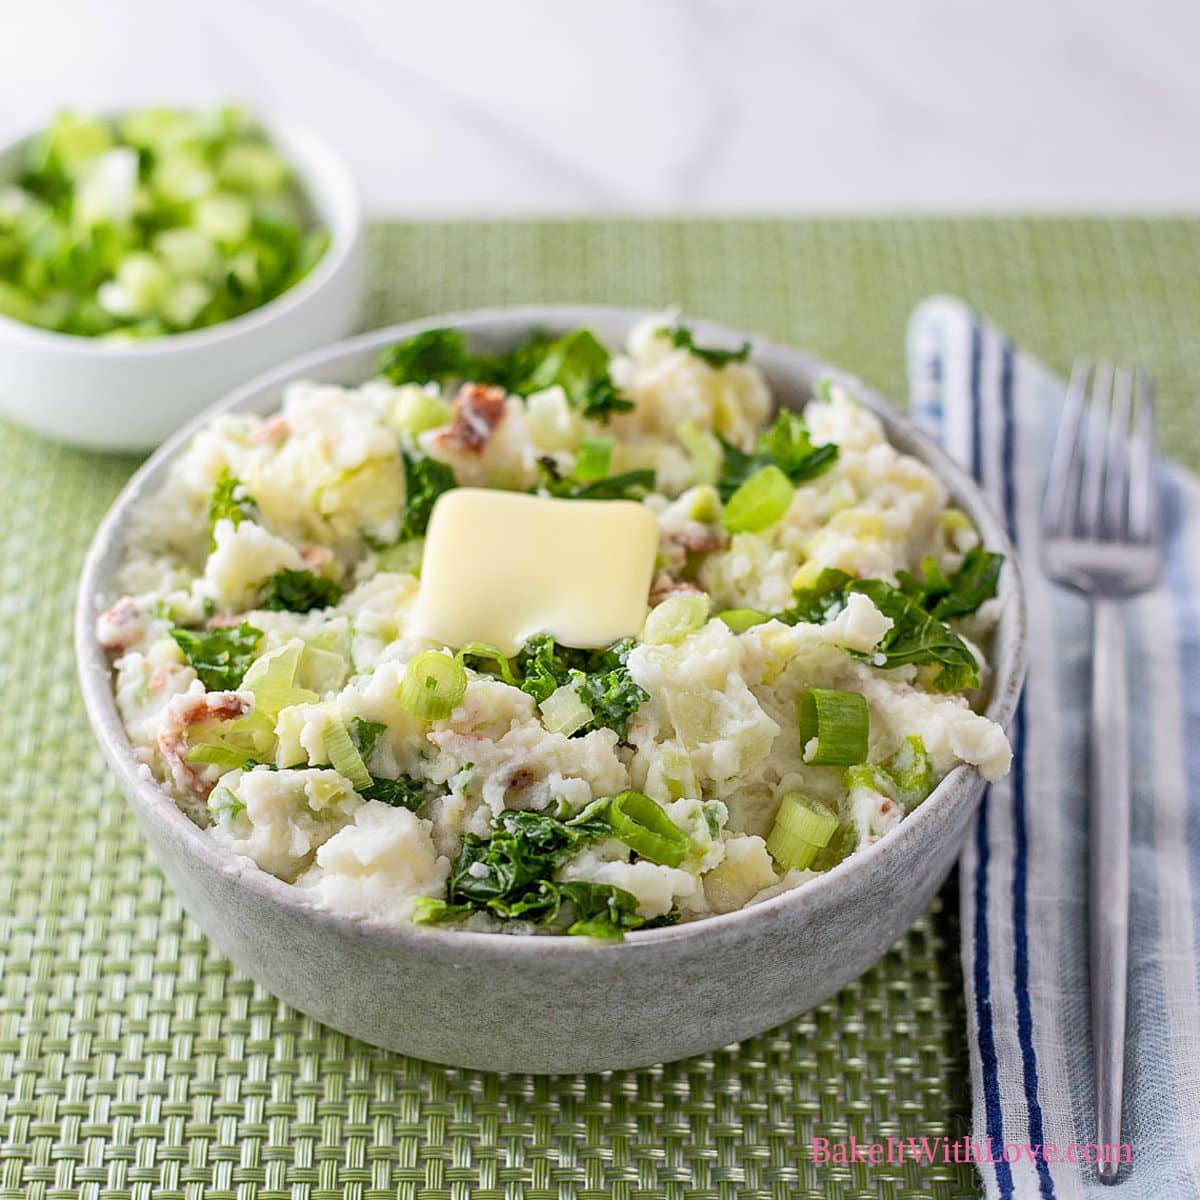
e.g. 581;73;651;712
408;488;660;657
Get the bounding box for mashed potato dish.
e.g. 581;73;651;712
99;316;1011;939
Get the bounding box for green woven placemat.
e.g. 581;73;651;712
2;218;1197;1200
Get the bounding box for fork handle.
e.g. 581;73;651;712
1090;596;1130;1183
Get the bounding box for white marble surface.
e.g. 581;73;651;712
3;0;1198;214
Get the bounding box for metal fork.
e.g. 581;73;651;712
1040;361;1162;1184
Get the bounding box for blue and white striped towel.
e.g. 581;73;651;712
907;298;1200;1199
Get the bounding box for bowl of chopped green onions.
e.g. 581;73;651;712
0;106;363;451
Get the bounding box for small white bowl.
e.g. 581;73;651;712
0;115;365;453
77;306;1027;1074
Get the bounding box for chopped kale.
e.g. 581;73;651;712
717;410;838;500
515;634;568;704
430;806;645;938
535;456;656;501
399;449;457;540
359;775;431;811
170;621;262;691
346;717;435;810
258;568;343;613
207;467;256;549
555;881;645;939
569;662;648;739
770;569;986;694
512;635;647;737
756;410;840;483
657;323;752;368
511;328;633;420
775;567;853;625
378;327;476;386
378;325;632;420
896;547;1004;621
449;809;608;911
846;578;981;692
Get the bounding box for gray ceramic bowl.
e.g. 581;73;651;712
76;306;1026;1074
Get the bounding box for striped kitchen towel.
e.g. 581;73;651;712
906;298;1200;1199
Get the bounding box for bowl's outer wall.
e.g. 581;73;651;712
0;123;365;452
77;306;1026;1073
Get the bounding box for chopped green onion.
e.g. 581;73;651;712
765;792;840;870
676;422;723;486
184;711;274;768
722;465;794;533
391;386;452;435
538;683;595;736
457;642;518;687
574;436;613;481
298;642;348;695
1;106;328;339
208;784;245;820
687;483;722;523
397;651;468;720
797;688;869;766
717;607;769;633
375;537;424;575
607;790;689;868
240;639;318;718
642;592;710;645
323;714;372;792
185;742;255;768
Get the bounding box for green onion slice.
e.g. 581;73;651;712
456;642;518;686
574;436;613;482
676;422;722;486
797;687;869;766
717;607;769;633
241;638;318;718
398;650;468;720
607;790;689;868
642;592;710;645
722;465;794;533
765;792;840;870
539;683;595;736
324;715;372;792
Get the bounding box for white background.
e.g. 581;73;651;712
3;0;1198;214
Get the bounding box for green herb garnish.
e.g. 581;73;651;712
717;410;838;501
896;547;1004;621
170;621;262;690
658;324;752;368
258;568;342;613
399;449;457;540
378;326;634;421
512;635;648;738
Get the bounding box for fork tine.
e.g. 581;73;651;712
1043;359;1090;538
1127;368;1158;541
1079;361;1114;539
1104;367;1134;539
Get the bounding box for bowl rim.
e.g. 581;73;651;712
0;110;361;356
75;303;1028;957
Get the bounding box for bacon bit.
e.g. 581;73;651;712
96;598;146;653
649;575;705;606
249;415;289;444
158;691;253;798
433;384;507;455
669;521;727;555
505;768;538;795
302;545;334;571
879;799;894;814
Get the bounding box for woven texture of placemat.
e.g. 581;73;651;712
1;218;1197;1200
